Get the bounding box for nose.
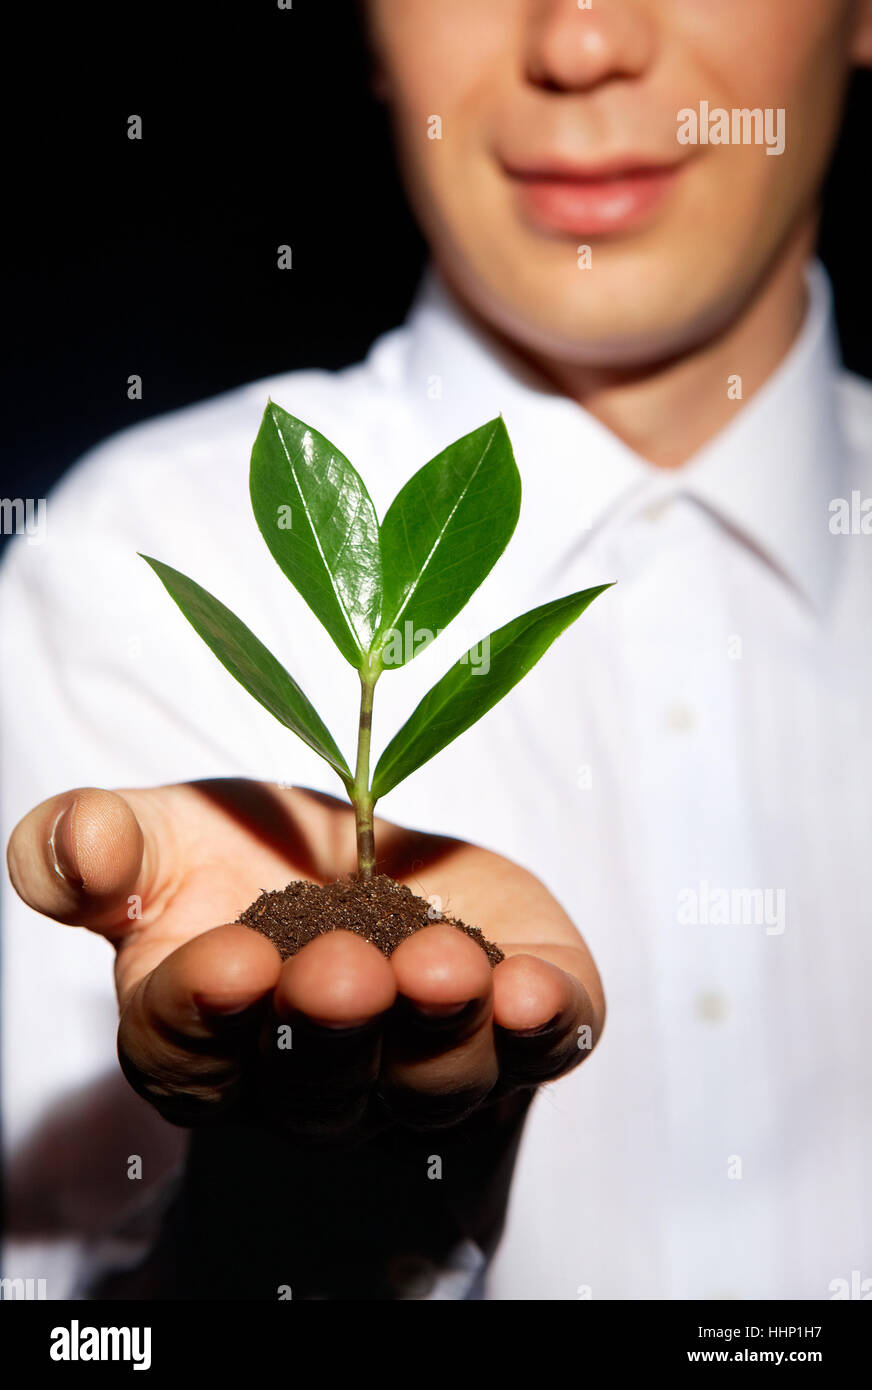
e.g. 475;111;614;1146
524;0;656;92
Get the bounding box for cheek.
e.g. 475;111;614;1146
670;0;852;224
379;12;514;227
671;0;852;104
372;0;512;120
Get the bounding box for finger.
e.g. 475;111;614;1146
118;923;282;1125
380;923;498;1129
261;930;396;1140
6;787;158;938
493;950;600;1086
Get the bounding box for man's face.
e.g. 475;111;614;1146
366;0;870;367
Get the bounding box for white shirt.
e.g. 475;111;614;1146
2;261;871;1300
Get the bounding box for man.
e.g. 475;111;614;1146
3;0;871;1299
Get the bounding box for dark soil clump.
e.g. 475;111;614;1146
238;874;504;967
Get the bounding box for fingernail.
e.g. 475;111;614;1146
309;1017;377;1036
193;994;255;1017
415;1001;468;1018
508;1011;562;1038
402;997;478;1030
49;803;81;886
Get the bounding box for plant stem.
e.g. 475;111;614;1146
352;666;379;880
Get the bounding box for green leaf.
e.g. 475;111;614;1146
141;555;351;783
374;417;521;668
249;402;382;669
371;584;613;800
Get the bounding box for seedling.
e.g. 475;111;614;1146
142;404;611;884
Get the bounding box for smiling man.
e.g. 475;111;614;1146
3;0;872;1301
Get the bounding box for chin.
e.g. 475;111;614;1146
438;213;742;372
461;263;725;372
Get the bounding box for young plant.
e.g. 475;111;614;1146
142;404;611;880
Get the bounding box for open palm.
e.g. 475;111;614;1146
7;778;603;1138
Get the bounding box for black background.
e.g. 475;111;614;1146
3;1;870;533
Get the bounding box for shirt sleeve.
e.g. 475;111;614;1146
0;415;498;1301
0;486;225;1298
0;436;315;1297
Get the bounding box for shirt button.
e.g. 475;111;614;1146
695;991;730;1023
664;702;696;732
642;497;671;523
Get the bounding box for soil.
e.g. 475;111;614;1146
238;874;504;967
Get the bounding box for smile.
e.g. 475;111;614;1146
504;158;685;237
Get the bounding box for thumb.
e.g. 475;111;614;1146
7;787;153;938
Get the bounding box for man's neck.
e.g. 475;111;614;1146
495;226;816;470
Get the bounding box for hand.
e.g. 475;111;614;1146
7;779;604;1139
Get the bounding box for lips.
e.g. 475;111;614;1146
504;158;684;236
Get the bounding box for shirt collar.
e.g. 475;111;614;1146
403;258;847;613
402;265;647;552
676;259;847;613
